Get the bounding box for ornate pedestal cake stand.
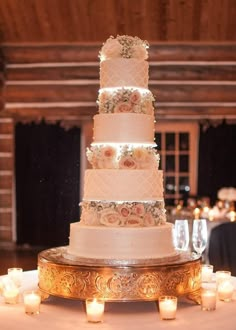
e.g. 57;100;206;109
38;247;201;303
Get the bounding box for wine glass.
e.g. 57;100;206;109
174;219;189;251
192;219;208;255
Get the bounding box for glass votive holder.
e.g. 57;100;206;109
201;264;214;282
215;271;231;286
201;284;217;311
85;298;105;323
23;291;41;315
8;267;23;287
158;296;177;320
3;280;20;304
217;280;234;302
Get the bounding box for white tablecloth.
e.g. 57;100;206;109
1;270;236;330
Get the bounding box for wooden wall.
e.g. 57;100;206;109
0;49;14;245
3;43;236;121
0;42;236;244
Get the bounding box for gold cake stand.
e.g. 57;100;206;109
38;247;201;303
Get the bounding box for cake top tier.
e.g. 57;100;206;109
99;35;149;61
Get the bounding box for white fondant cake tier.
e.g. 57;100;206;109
100;58;148;88
68;222;176;260
93;113;154;144
83;169;164;201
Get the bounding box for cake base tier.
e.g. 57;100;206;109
38;247;201;303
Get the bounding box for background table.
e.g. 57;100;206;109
1;270;236;330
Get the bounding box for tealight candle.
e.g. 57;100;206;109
8;268;23;287
201;265;214;282
218;280;234;302
23;291;41;315
85;299;105;323
201;287;217;311
215;271;231;286
158;296;177;320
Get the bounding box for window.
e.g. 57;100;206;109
155;122;199;206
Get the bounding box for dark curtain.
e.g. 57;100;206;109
15;122;81;247
198;121;236;204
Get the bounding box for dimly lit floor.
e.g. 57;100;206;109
0;246;44;276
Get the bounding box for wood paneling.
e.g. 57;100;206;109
0;229;12;241
0;120;14;134
6;64;236;82
0;138;13;153
5;83;236;103
0;0;236;42
0;116;14;243
0;174;13;189
1;43;236;121
0;193;12;208
5;106;96;121
0;157;13;171
0;212;12;227
3;44;236;64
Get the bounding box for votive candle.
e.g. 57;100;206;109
218;280;234;302
215;271;231;286
3;284;19;304
201;265;214;282
159;296;177;320
229;211;236;222
8;267;23;287
201;287;217;311
23;291;41;315
86;299;105;323
193;208;201;219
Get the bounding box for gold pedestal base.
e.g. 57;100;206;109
38;247;201;303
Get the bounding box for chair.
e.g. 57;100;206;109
208;222;236;276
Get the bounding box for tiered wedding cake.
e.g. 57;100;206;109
67;35;178;262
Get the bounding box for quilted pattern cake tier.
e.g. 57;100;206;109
83;169;164;201
100;58;148;88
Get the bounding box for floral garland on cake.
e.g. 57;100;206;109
100;35;149;61
98;88;154;115
80;201;166;227
87;144;160;170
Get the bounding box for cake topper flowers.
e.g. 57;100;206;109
100;35;149;61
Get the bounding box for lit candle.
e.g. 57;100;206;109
201;287;217;311
23;291;41;315
7;268;23;287
202;206;210;218
193;208;200;219
229;211;236;222
215;271;231;286
208;209;215;221
218;280;234;302
158;296;177;320
201;265;214;282
86;299;105;323
3;282;19;304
